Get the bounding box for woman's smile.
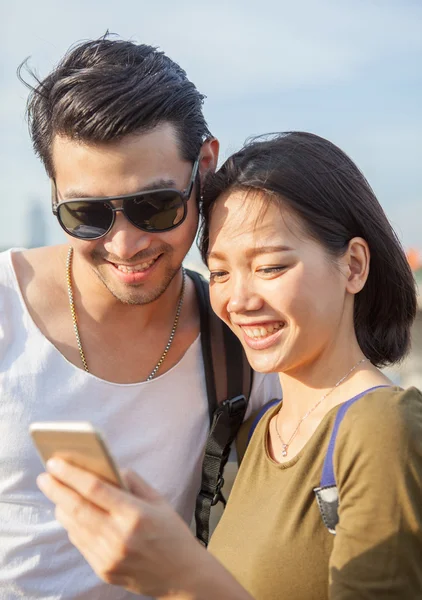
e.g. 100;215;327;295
232;320;286;349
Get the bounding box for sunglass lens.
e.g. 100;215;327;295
125;191;185;232
58;202;113;239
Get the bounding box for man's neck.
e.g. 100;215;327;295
13;245;201;383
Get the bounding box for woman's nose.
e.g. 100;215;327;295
226;279;264;314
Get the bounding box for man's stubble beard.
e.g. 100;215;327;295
88;219;198;306
94;263;182;305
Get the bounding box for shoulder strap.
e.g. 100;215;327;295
186;269;252;420
314;385;390;533
186;269;253;546
247;399;281;445
231;398;281;465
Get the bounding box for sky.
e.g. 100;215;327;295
1;0;422;266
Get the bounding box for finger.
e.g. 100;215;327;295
55;516;121;586
62;523;139;593
38;472;156;594
54;495;152;594
41;465;152;546
55;502;121;561
38;474;127;569
121;469;161;502
37;472;109;526
38;473;115;552
38;472;92;510
46;459;131;512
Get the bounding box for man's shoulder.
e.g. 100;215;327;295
13;245;63;268
0;248;22;291
0;247;15;271
7;245;64;289
0;245;65;321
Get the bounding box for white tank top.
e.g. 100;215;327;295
0;249;281;600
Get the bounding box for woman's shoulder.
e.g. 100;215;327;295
336;386;422;468
343;385;422;430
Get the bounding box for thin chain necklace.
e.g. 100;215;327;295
66;246;186;381
275;358;367;457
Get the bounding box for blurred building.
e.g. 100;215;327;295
26;200;47;248
398;267;422;389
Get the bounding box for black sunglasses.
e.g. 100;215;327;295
51;157;200;240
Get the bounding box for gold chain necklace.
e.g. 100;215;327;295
66;246;186;381
275;358;367;457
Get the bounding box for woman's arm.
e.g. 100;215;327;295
160;553;254;600
37;461;253;600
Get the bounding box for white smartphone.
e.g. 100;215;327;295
30;421;127;489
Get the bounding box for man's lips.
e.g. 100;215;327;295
106;254;162;283
108;255;160;273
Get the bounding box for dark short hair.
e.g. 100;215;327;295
199;132;417;367
20;34;211;177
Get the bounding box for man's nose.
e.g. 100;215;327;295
103;210;152;259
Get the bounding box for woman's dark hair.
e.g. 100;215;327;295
199;132;417;367
19;34;211;177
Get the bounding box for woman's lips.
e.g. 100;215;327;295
237;322;286;350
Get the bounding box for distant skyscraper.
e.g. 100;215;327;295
27;199;47;248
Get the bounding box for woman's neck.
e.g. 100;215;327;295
277;349;391;422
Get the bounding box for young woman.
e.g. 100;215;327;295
38;132;422;599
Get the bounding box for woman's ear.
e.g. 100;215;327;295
344;237;370;295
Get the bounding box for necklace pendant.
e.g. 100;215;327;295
274;357;368;462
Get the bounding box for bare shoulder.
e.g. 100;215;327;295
12;245;68;315
13;245;66;288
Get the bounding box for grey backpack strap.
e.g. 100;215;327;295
186;269;253;546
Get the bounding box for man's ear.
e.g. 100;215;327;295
199;137;219;177
343;237;370;295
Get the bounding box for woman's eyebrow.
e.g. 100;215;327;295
207;245;293;260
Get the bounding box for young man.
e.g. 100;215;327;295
0;37;281;599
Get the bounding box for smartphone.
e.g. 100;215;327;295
30;421;127;489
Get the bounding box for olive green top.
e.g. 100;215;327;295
209;387;422;599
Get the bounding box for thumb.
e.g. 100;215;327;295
121;469;162;502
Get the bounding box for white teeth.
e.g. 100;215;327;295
242;323;283;339
116;258;156;273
